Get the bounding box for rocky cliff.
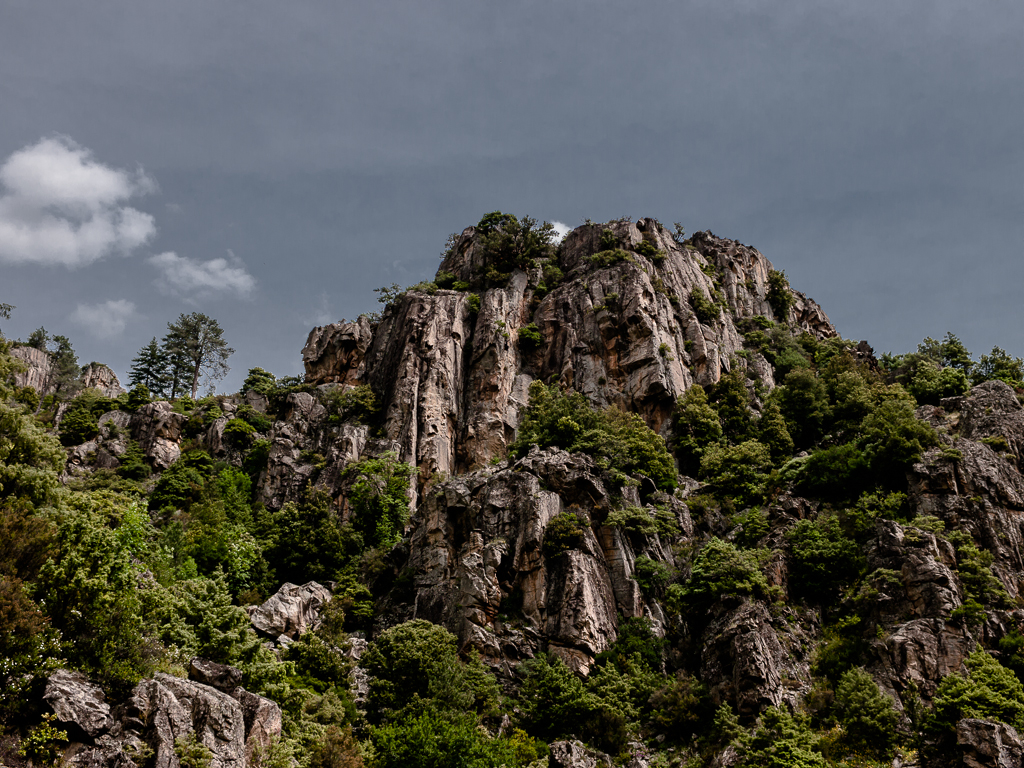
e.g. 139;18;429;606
14;218;1024;768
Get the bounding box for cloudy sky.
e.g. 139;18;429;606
1;1;1020;391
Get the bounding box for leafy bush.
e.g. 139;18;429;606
587;249;634;268
345;452;414;548
475;212;556;286
362;619;500;721
518;323;542;351
59;404;99;446
831;667;899;759
787;515;863;603
510;381;677;490
516;652;601;742
544;511;588;556
699;440;773;506
370;708;520;768
931;650;1024;733
689;288;720;325
766;269;794;321
648;671;712;743
633;555;672;597
223;417;257;447
739;707;824;768
671;538;768;613
241;366;277;395
322;384;381;427
673;385;723;475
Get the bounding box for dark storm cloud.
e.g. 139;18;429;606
0;1;1020;388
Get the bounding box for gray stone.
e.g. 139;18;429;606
957;718;1024;768
188;658;243;693
548;740;612;768
250;581;332;639
44;669;112;739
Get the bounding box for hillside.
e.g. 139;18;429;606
2;215;1024;768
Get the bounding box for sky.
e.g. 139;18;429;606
0;0;1020;392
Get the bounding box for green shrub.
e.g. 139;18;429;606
516;652;601;742
362;619;500;721
241;366;277;396
699;440;773;506
466;293;481;314
17;713;68;767
321;384;381;426
544;511;588;556
766;269;794;321
223;418;257;447
832;667;899;759
740;707;825;768
370;708;520;768
648;671;712;743
518;323;542;351
689;288;720;325
475;212;556;286
345;451;414;548
635;238;664;263
671;537;768;612
235;403;272;432
734;508;770;547
435;270;458;289
633;555;672;597
510;381;677;490
605;506;658;536
787;515;863;603
59;405;99;446
931;650;1024;733
116;440;151;481
587;248;634;268
673;385;723;475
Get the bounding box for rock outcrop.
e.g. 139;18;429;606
44;670;113;739
301;220;837;488
249;580;333;640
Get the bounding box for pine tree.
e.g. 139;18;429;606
47;335;81;400
163;313;234;399
128;338;171;398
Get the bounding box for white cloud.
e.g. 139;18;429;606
0;136;156;267
551;221;572;241
149;249;256;298
70;299;137;339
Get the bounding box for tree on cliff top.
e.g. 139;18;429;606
162;313;233;399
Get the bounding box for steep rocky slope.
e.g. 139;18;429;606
9;217;1024;768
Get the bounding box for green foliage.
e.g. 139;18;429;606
707;368;755;443
175;733;214;768
224;417;257;447
777;368;831;449
787;515;863;603
0;398;65;505
518;323;542;351
832;667;899;759
129;338;171;398
734;508;770;547
812;615;867;683
757;400;794;461
516;652;601;742
262;490;361;587
648;671;712;743
59;402;99;445
475;212;556;285
739;707;825;768
150;450;215;512
510;381;677;490
689;288;720;325
699;440;773;506
35;491;153;691
635;237;664;263
236;403;272;432
544;511;588;556
18;713;68;767
947;531;1010;608
673;385;723;475
597;616;666;673
362;619;499;721
972;346;1024;388
369;708;520;768
346;452;414;548
466;293;481;314
766;269;794;322
906;359;970;405
672;538;768;613
320;384;382;427
587;249;634;268
241;366;278;396
163;312;234;399
931;650;1024;733
633;555;672;596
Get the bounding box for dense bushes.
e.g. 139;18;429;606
510;381;677;490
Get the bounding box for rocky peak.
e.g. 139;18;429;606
303;218;837;484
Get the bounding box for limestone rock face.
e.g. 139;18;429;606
301;220;837;485
44;669;113;738
383;447;684;671
130;401;186;469
250;581;332;639
10;345;51;392
188;658;243;693
957;719;1024;768
549;740;612;768
81;363;126;398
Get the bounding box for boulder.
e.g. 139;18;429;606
81;363;126;398
250;581;332;639
548;740;612;768
130;401;186;470
188;658;243;693
957;718;1024;768
232;688;283;764
44;669;112;739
